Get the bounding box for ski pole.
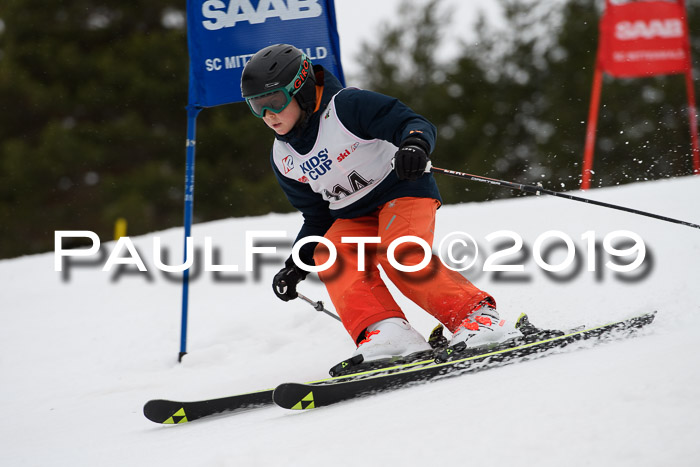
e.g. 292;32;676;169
430;165;700;230
297;292;342;322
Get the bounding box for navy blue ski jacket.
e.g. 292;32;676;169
271;66;441;265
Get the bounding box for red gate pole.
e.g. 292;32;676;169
581;66;604;190
686;68;700;174
680;0;700;174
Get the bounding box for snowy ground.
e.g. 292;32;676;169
1;176;699;466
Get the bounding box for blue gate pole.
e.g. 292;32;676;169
179;104;202;362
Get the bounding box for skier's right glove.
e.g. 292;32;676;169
272;258;309;301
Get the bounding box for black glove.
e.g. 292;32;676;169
272;258;309;301
393;136;430;181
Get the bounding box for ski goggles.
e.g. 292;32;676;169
245;53;312;118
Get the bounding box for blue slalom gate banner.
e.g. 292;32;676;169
186;0;346;107
178;0;345;361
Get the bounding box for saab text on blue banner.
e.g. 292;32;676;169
187;0;345;107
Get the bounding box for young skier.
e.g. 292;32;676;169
240;44;518;362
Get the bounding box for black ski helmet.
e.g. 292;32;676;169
240;44;317;117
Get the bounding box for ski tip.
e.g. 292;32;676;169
143;400;189;425
273;383;318;411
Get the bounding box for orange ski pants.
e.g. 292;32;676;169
314;197;494;342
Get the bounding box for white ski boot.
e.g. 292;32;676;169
353;318;432;362
449;303;521;349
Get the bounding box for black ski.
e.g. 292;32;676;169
145;324;458;424
143;357;448;424
143;355;443;423
272;312;656;411
144;312;654;423
143;389;274;424
143;351;446;424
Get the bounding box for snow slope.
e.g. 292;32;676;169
1;176;699;466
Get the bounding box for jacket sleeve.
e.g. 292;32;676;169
333;88;437;152
271;152;335;267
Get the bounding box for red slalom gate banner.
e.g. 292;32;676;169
599;0;690;77
581;0;699;189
